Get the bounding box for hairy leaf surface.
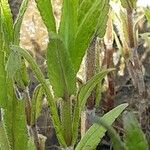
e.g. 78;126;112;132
76;103;128;150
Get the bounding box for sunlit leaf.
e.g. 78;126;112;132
72;69;114;144
72;0;110;73
76;103;128;150
14;0;29;44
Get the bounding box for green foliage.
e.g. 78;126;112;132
6;50;22;78
27;138;36;150
120;0;137;10
72;69;114;144
94;117;126;150
145;8;150;23
0;1;29;150
78;69;114;110
75;103;128;150
72;0;110;72
0;0;135;149
0;0;14;47
14;0;29;45
3;82;28;150
10;45;66;147
31;84;44;124
0;122;11;150
123;111;149;150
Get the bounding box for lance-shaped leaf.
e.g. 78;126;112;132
72;69;114;144
31;84;44;124
35;0;56;32
79;69;114;109
123;111;149;150
0;0;14;46
97;2;110;38
36;0;76;98
72;0;110;73
47;37;76;98
3;80;28;150
94;117;126;150
59;0;78;50
75;103;128;150
10;45;66;147
14;0;29;45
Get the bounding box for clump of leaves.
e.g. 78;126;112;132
0;0;130;150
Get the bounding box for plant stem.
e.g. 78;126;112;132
61;98;72;146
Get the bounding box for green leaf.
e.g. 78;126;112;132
123;111;149;150
27;137;36;150
6;50;22;78
145;8;150;23
47;39;76;98
0;9;7;108
72;0;110;73
59;0;78;50
79;69;114;109
10;45;66;147
14;0;29;45
31;84;44;124
3;80;28;150
35;0;56;32
36;0;76;98
0;51;7;108
97;2;110;38
0;0;14;45
0;122;11;150
120;0;137;10
14;59;29;90
94;117;126;150
72;69;114;144
75;103;128;150
78;0;96;25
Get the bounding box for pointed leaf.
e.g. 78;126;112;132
94;117;126;150
75;103;128;150
59;0;78;50
0;0;14;44
14;0;29;44
36;0;76;98
79;69;114;109
46;39;76;98
72;0;110;73
35;0;56;32
72;69;114;144
3;81;28;150
31;84;44;124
